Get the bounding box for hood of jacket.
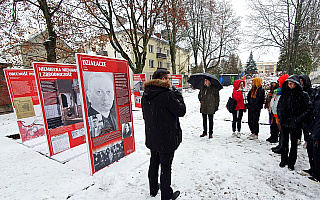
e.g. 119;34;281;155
282;74;303;93
299;74;311;91
143;79;171;100
233;80;244;90
277;74;289;88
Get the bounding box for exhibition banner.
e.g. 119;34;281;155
132;74;146;108
33;63;86;156
4;69;45;142
76;54;135;175
171;74;183;95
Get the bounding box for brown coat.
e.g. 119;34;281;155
198;85;220;115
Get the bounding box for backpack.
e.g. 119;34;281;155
226;97;237;113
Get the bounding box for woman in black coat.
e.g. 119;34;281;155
247;77;265;140
277;75;312;170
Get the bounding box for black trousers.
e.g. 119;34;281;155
248;109;261;135
232;110;244;132
148;150;174;200
298;128;310;142
281;126;299;166
270;115;279;141
307;138;320;180
202;114;214;135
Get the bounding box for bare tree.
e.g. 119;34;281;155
248;0;320;75
79;0;165;73
161;0;187;74
185;0;241;72
0;0;88;67
185;0;202;69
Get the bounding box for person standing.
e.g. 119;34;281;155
231;80;246;138
142;69;186;200
270;74;289;154
304;87;320;183
277;75;312;170
247;77;265;140
199;78;220;139
299;74;313;147
265;78;279;143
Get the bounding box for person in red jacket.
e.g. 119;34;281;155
232;80;246;138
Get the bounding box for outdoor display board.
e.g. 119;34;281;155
171;74;183;95
4;69;45;142
132;74;146;108
76;54;135;175
33;63;86;156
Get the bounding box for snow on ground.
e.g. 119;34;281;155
0;86;319;200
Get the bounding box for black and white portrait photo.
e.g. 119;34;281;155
122;122;132;139
83;72;118;138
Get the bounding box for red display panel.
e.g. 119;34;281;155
76;54;135;175
171;74;183;95
33;63;86;156
4;69;45;142
133;74;146;108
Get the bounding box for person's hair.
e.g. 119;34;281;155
152;68;170;80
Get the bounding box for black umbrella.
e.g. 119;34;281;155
187;73;223;90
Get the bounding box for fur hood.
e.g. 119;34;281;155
143;79;171;89
143;79;171;101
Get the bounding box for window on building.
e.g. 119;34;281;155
166;62;170;69
260;67;263;69
158;61;163;68
148;45;154;53
166;49;170;57
157;47;162;53
149;59;155;68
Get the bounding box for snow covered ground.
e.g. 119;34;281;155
1;85;319;200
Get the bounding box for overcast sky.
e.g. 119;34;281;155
231;0;280;64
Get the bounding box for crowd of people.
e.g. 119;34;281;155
140;68;320;200
229;74;320;184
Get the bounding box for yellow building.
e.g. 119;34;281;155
256;61;277;74
85;34;190;83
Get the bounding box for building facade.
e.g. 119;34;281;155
256;61;277;74
85;34;190;83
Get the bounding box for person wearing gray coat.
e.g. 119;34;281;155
198;79;220;139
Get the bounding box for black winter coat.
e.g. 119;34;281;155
141;79;186;153
310;87;320;140
247;87;265;111
277;75;312;129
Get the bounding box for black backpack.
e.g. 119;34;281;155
226;97;237;113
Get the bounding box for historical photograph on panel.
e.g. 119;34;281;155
93;140;125;172
83;72;118;138
122;122;132;139
41;79;83;129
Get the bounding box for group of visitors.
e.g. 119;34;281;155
229;74;320;184
140;68;319;200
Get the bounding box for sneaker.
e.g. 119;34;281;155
200;133;207;137
308;176;320;184
302;169;313;176
236;132;241;138
170;190;180;200
248;134;258;140
232;132;237;137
